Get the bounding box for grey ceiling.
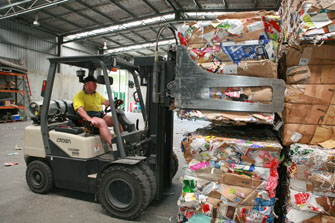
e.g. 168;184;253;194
0;0;281;57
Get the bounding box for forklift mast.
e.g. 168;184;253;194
134;47;177;200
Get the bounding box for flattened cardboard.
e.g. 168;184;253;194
194;167;223;182
310;126;335;145
319;139;335;149
285;84;335;105
287;65;311;84
282;124;335;146
219;183;258;205
221;173;262;189
285;45;335;66
284;103;329;124
199;60;277;78
207;191;222;207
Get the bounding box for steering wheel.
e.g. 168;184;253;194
105;99;124;113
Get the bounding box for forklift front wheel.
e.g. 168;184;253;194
97;165;150;220
26;160;54;194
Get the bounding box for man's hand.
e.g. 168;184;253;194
87;117;99;127
76;107;93;122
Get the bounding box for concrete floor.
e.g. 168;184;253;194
0;112;209;223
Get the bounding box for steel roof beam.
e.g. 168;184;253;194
103;37;124;47
166;0;183;11
141;0;160;14
75;0;116;22
61;4;100;24
193;0;202;9
108;0;138;18
0;0;75;19
39;9;83;29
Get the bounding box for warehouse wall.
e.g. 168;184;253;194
0;20;99;104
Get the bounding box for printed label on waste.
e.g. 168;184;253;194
294;192;310;206
221;64;238;74
290;132;302;142
299;58;309;66
247;21;265;32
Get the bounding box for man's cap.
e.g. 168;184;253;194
84;76;97;83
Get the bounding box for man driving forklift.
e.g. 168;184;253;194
73;75;123;146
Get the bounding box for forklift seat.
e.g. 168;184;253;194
66;103;83;127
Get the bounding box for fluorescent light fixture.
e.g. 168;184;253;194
33;15;40;26
107;39;175;54
64;14;175;41
103;42;108;50
63;11;233;42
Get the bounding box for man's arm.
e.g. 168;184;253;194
103;99;109;107
76;107;93;122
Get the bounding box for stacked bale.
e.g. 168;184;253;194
279;1;335;222
285;144;335;222
177;126;282;222
177;11;280;125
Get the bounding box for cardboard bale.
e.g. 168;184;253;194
284;103;335;125
199;59;277;78
285;84;335;105
282;124;335;146
182;11;279;47
182;126;282;167
286;65;335;84
280;0;335;45
178;109;274;125
287;144;335;195
179;126;281;223
289;189;335;216
187;162;279;198
285;45;335;67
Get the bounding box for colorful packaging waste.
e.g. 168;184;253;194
285;143;335;222
178;126;282;222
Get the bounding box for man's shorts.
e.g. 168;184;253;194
86;111;105;118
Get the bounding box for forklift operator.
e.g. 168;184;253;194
73;76;122;145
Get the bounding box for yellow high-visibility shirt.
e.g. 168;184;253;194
73;89;106;112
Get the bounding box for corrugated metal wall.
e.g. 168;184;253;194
0;19;100;104
0;19;57;72
0;20;98;73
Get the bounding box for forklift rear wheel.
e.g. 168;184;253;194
170;151;179;179
26;160;54;194
97;165;151;220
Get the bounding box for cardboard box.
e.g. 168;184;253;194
282;124;335;146
285;84;335;105
284;103;335;125
286;65;335;84
285;45;335;67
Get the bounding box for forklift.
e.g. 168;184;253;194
24;50;179;220
24;25;285;220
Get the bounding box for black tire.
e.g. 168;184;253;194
170;151;179;179
26;160;53;194
97;165;151;220
138;162;157;202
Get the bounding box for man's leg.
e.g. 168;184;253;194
103;115;123;133
91;117;113;145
